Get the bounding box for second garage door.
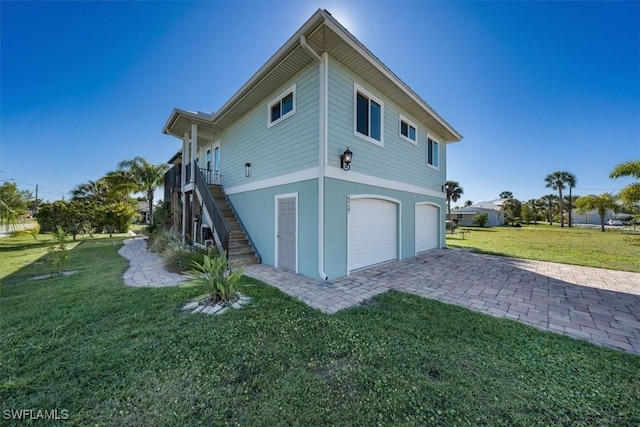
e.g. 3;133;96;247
415;204;439;253
348;198;397;272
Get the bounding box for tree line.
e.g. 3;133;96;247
445;160;640;231
0;157;169;239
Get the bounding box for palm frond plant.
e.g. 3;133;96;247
187;251;243;303
49;226;70;275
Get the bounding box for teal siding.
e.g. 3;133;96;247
323;177;446;279
218;64;319;189
228;179;318;278
327;58;446;192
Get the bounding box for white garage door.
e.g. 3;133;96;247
415;204;439;253
348;198;397;272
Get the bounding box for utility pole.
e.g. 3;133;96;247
34;184;39;216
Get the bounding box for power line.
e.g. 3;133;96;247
1;177;68;195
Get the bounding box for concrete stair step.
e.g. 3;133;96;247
229;238;249;247
229;254;259;266
229;246;254;256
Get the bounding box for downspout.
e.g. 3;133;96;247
300;35;328;280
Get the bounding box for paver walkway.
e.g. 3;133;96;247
245;249;640;355
118;237;186;287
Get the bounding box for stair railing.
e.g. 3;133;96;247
194;161;229;253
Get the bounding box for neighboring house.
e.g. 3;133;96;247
448;201;505;226
572;209;630;225
161;9;462;280
137;201;150;224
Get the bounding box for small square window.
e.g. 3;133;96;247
268;85;296;128
399;115;417;144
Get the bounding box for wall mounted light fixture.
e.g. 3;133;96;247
245;162;251;177
340;147;353;171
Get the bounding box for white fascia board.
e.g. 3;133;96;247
224;167;319;195
325;166;445;199
163;108;214;137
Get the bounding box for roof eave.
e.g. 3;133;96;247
210;9;327;126
321;13;462;142
162;8;462;143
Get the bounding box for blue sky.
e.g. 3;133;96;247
1;0;638;205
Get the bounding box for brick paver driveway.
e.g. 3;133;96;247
245;249;640;355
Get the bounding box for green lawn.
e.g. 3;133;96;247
447;224;640;272
1;235;639;425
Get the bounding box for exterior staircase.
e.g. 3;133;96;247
206;184;259;267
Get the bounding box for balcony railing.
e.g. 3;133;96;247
163;165;182;201
200;168;212;185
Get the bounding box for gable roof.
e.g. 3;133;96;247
163;9;462;143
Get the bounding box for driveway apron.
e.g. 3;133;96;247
245;249;640;355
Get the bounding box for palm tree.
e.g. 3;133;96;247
463;200;473;207
116;157;170;225
0;181;30;230
501;197;521;223
539;194;558;224
610;160;640;206
103;170;139;204
564;172;577;227
575;193;619;232
71;179;111;204
444;181;463;216
545;171;570;227
499;191;513;200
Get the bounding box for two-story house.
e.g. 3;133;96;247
162;9;462;281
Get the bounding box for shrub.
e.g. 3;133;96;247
163;246;220;273
96;203;136;234
147;201;171;234
37;201;135;238
149;229;183;253
150;228;220;272
188;251;243;302
473;213;489;227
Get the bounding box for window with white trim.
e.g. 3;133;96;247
268;85;296;127
354;84;383;144
399;114;417;144
427;137;439;168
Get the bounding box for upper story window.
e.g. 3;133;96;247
399;114;417;144
427;136;439;169
354;83;384;145
268;84;296;128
